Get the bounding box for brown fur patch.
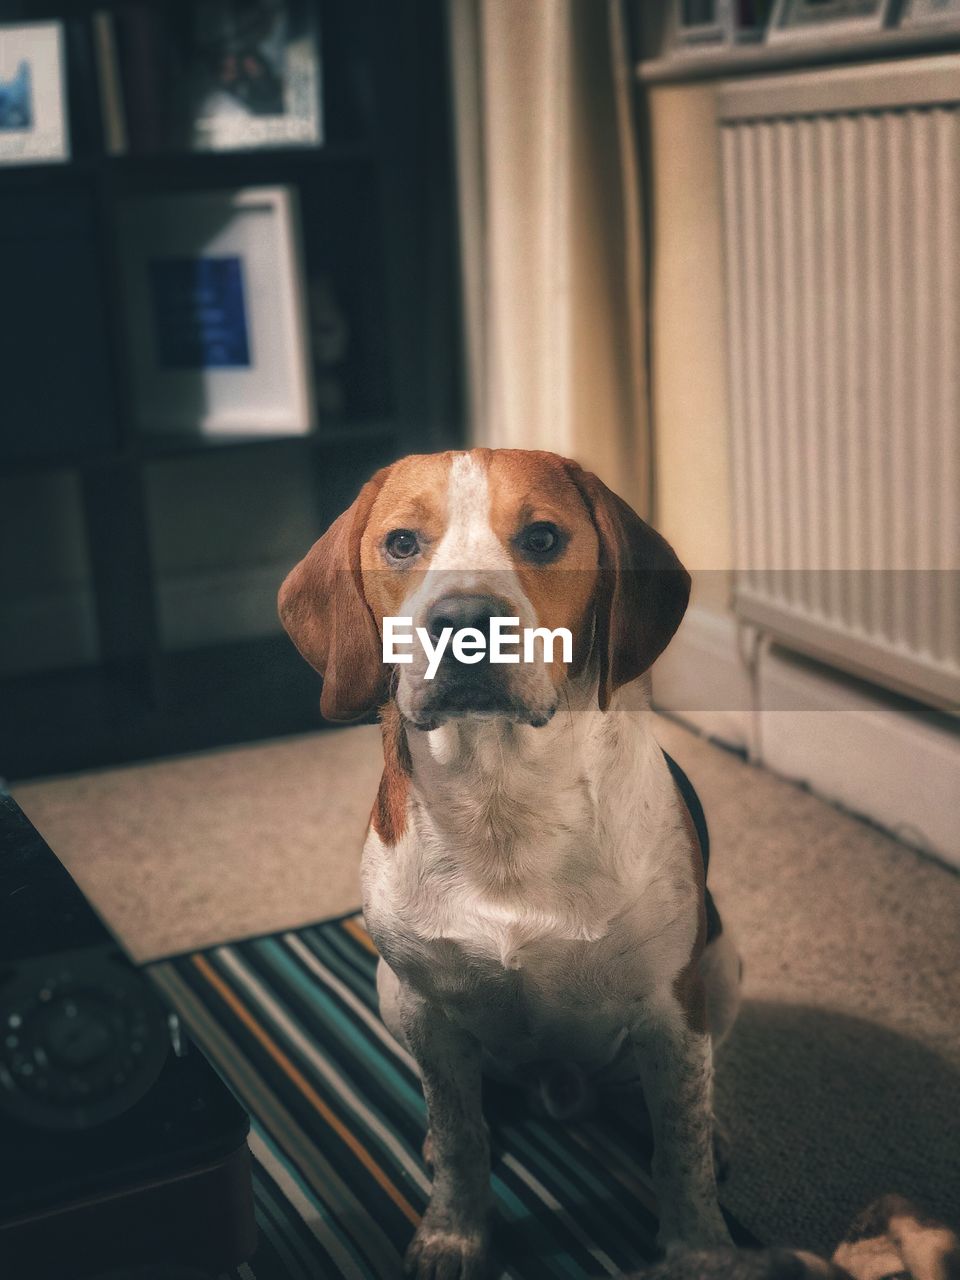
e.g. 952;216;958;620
278;468;392;721
563;462;690;710
371;701;412;845
359;452;455;623
485;450;601;681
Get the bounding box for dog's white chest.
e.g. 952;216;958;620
361;707;698;1070
438;871;615;968
364;838;691;1073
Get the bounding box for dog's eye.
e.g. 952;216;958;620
385;529;420;561
517;522;564;562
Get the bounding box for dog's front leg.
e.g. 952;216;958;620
630;1012;731;1252
399;982;493;1280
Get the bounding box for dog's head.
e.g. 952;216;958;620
278;448;689;727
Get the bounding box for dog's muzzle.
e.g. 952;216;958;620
406;592;558;730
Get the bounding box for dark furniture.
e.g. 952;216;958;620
0;0;463;779
0;793;256;1278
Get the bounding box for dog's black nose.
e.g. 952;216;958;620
425;594;509;643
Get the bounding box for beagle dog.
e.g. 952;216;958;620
279;449;742;1278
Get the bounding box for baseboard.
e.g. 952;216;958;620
651;605;755;753
653;605;960;869
757;645;960;870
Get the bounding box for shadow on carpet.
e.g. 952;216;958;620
715;998;960;1253
150;914;750;1280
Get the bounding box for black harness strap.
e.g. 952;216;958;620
662;749;723;943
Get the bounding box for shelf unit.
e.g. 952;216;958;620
0;0;463;779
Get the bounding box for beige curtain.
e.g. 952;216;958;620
446;0;650;515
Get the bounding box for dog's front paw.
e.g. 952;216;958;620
404;1218;492;1280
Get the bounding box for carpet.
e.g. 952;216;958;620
13;714;960;1254
150;914;750;1280
650;718;960;1256
12;728;383;962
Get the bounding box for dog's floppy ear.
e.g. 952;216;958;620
564;462;690;711
278;469;389;722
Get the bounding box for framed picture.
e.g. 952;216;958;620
669;0;773;52
0;22;69;165
118;187;315;438
172;0;322;151
900;0;960;27
734;0;776;39
670;0;735;49
767;0;893;42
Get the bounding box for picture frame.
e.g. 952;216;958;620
767;0;893;42
118;186;315;438
734;1;776;40
899;0;960;28
174;0;322;152
668;1;772;54
670;0;735;50
0;22;69;166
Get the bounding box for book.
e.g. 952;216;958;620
91;11;127;155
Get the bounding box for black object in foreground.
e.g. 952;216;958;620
0;794;256;1280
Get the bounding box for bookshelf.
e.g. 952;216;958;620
0;0;463;778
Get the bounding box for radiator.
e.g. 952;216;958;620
718;59;959;713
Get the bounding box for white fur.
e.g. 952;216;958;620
364;688;703;1067
393;454;557;727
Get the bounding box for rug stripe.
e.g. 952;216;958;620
153;962;405;1278
251;1179;314;1280
285;931;419;1074
342;916;378;954
251;938;424;1119
306;922;378;991
502;1153;619;1277
501;1122;651;1259
181;955;419;1252
264;935;645;1271
154;913;754;1278
244;938;614;1272
289;930;427;1111
282;934;652;1266
250;1128;371;1280
221;944;431;1195
252;938;428;1133
193;952;421;1226
522;1111;659;1236
567;1122;661;1213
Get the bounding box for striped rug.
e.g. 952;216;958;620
150;913;746;1280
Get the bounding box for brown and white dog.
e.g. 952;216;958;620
279;448;742;1278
